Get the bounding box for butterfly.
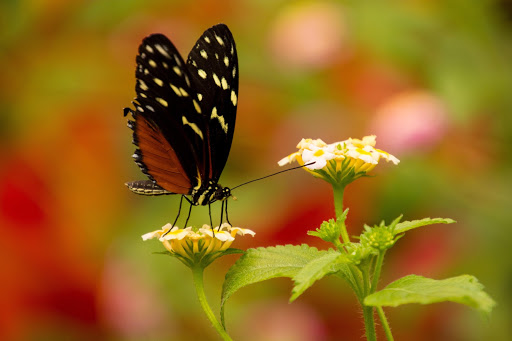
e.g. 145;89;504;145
123;24;239;226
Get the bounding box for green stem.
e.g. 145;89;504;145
362;265;370;297
361;251;388;341
377;307;394;341
353;259;374;341
363;305;377;341
192;266;233;341
371;251;386;294
369;251;394;340
347;264;364;301
332;185;350;244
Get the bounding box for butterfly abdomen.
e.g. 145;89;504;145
125;180;173;196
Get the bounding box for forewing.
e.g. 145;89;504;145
186;24;239;182
129;33;208;192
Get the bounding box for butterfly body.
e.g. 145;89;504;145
124;24;238;209
191;180;231;206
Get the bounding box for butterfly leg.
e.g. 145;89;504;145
208;203;219;237
208;203;214;229
219;200;224;228
225;199;232;226
172;195;184;227
162;195;185;238
184;199;194;227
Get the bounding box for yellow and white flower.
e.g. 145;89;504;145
278;135;399;186
142;223;255;266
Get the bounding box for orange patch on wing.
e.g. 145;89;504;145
134;116;191;194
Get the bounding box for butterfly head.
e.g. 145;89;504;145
212;185;232;202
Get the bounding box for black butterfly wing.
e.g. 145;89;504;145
127;33;208;194
125;24;238;197
186;24;239;183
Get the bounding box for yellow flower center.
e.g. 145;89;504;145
313;149;325;157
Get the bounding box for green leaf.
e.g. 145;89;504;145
218;248;245;256
153;251;173;256
291;253;349;302
364;274;495;314
394;217;456;234
221;245;337;326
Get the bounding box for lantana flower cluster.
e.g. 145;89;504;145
142;223;255;267
278;135;399;186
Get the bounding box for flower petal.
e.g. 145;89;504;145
229;227;256;236
141;230;162;241
278;151;301;166
142;223;174;240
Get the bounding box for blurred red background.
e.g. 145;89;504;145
1;1;511;340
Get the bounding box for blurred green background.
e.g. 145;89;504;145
1;0;511;340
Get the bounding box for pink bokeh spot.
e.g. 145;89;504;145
268;2;349;71
371;91;449;153
236;301;327;341
100;253;172;338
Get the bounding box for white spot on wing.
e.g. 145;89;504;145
204;36;211;43
182;117;204;139
210;107;228;133
224;56;229;67
200;50;208;59
221;77;228;90
232;66;236;78
146;105;155;112
197;94;203;101
179;88;188;97
213;73;221;87
156;97;168;107
173;66;182;76
153;78;163;86
155;44;170;58
193;99;201;114
162;62;169;69
170;83;181;96
198;69;207;79
215;35;224;45
174;54;181;66
139;80;148;91
145;45;154;53
231;90;237;106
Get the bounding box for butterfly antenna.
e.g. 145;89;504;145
230;162;315;191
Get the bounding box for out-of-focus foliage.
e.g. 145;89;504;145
1;1;511;340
